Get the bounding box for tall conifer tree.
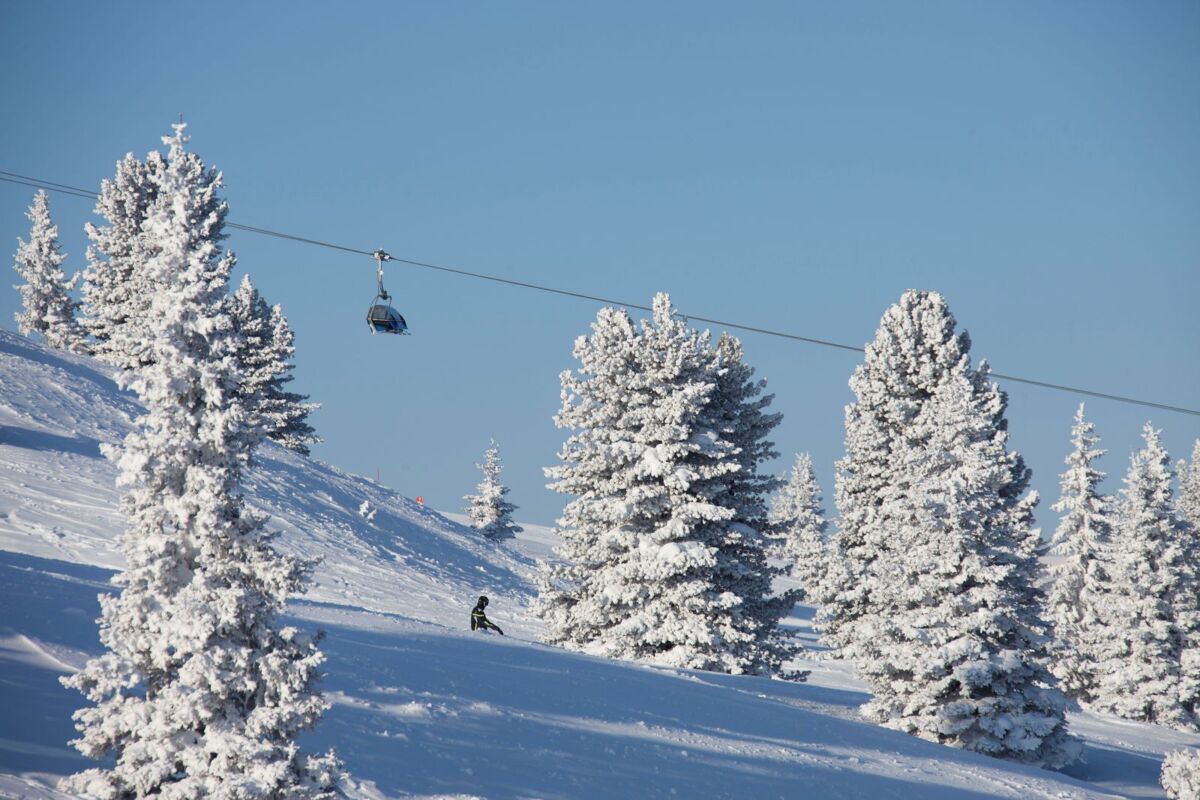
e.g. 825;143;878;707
1178;439;1200;695
705;333;798;671
12;190;86;352
820;290;1072;764
820;291;973;660
1177;440;1200;533
856;372;1076;767
770;453;829;599
80;151;163;368
464;440;523;542
231;275;320;455
538;294;796;676
1045;404;1114;703
1090;425;1199;729
61;125;340;798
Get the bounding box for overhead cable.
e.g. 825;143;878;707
2;169;1196;418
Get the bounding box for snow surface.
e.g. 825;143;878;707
0;327;1196;799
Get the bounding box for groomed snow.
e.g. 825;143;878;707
1;328;1195;798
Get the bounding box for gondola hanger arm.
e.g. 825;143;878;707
374;249;391;299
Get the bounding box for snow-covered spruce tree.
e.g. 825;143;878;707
536;303;645;658
704;332;800;673
769;453;829;599
464;440;523;542
61;125;340;798
12;190;86;352
1044;404;1114;704
1162;749;1200;799
80;151;164;368
538;293;797;676
1178;439;1200;532
263;303;320;453
1089;424;1200;730
818;290;973;660
855;367;1078;767
1179;440;1200;709
230;274;320;454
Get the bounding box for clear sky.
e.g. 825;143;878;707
2;1;1197;528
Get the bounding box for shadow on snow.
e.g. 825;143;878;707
0;426;103;459
0;549;1148;799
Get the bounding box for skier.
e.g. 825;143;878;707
470;595;504;635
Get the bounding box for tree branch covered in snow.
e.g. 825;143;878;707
1162;748;1200;799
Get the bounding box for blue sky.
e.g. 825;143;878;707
2;1;1197;527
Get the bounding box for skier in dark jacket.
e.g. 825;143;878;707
470;595;504;635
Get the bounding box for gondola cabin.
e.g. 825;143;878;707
367;301;408;335
365;248;409;335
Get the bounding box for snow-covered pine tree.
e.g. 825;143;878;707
1178;439;1200;532
538;293;797;676
1089;424;1199;730
710;333;784;514
230;274;320;454
1162;749;1200;799
855;366;1077;767
536;303;644;657
769;453;829;600
819;290;973;660
464;440;523;542
61;125;340;798
230;273;271;414
1180;440;1200;724
12;190;86;352
703;332;799;673
80;151;164;368
262;302;319;452
1045;404;1114;703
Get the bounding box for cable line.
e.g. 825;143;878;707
0;172;375;255
0;172;97;200
222;221;373;257
2;168;1197;418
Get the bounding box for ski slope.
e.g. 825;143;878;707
0;328;1194;799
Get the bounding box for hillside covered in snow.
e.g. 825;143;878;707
1;327;1196;799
